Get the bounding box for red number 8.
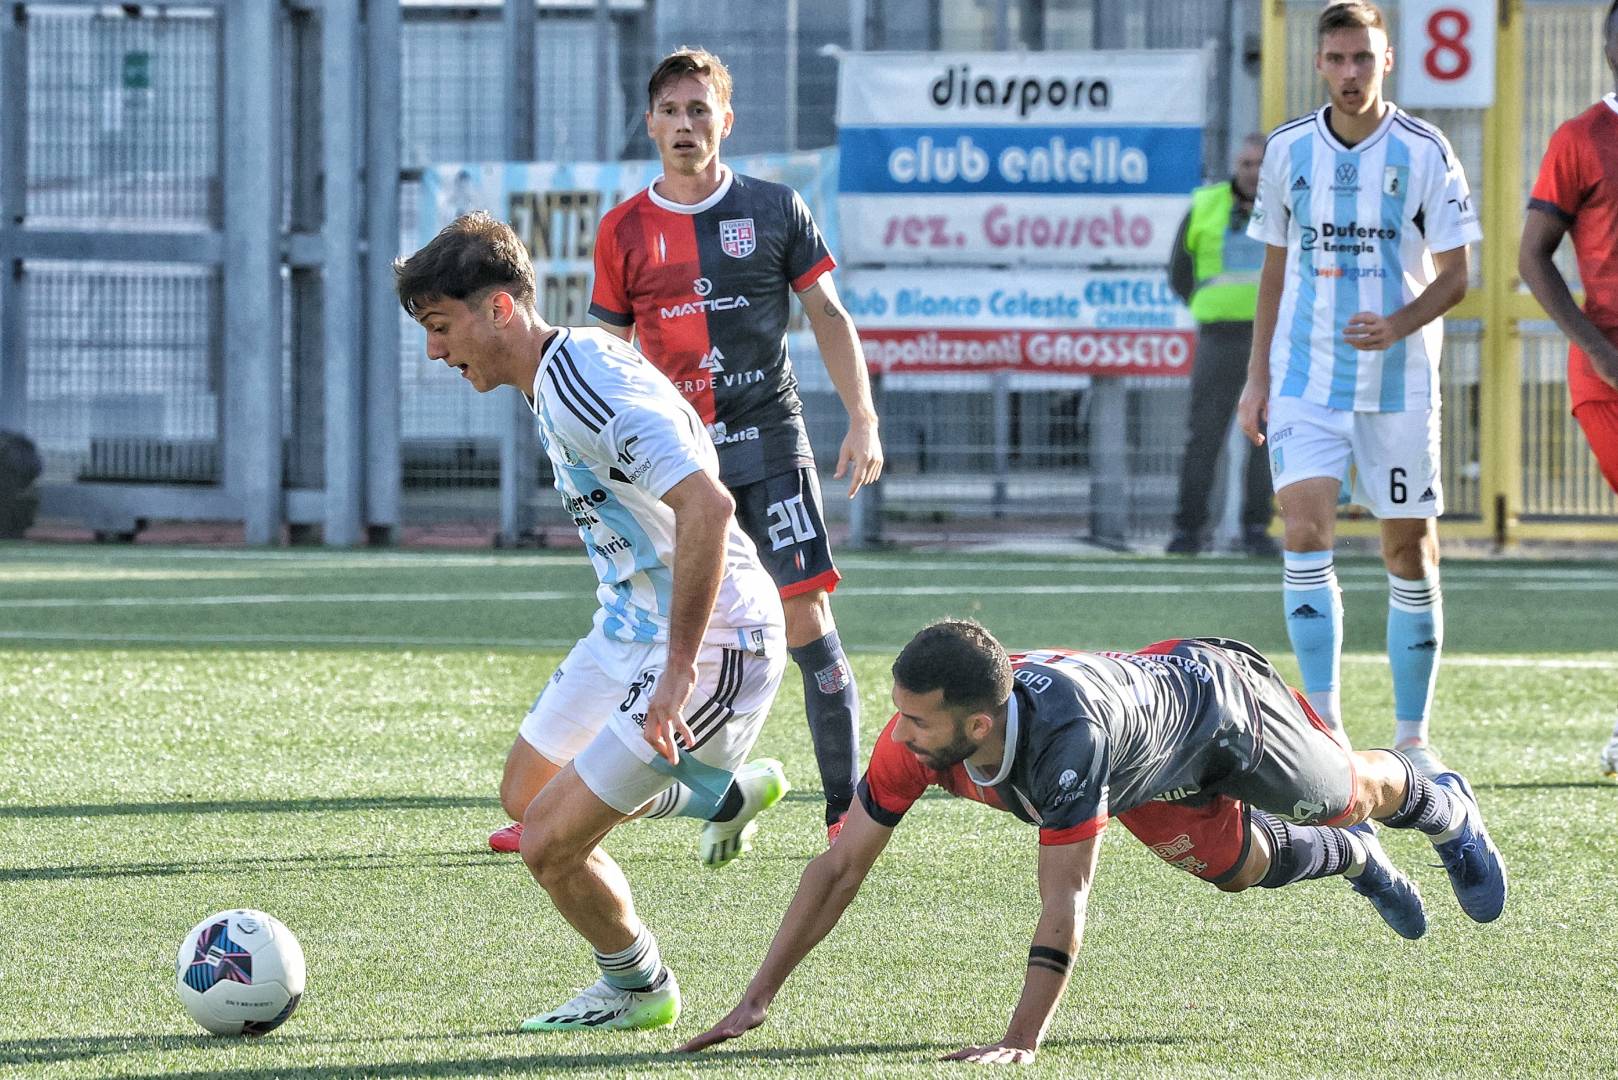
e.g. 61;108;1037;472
1424;8;1472;80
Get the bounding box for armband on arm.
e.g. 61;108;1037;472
1026;946;1072;977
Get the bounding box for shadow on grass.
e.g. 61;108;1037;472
22;1034;1188;1077
0;850;512;884
0;794;501;820
0;1031;518;1066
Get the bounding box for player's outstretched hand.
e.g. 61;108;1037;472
1344;310;1398;352
673;1001;768;1052
1236;380;1268;447
835;419;884;498
642;663;697;765
941;1041;1037;1065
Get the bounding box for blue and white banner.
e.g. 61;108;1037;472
837;50;1205;266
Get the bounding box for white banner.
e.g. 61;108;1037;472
838;50;1207;127
1397;0;1496;109
836;49;1205;268
839;193;1186;266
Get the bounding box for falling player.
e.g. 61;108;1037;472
679;620;1505;1062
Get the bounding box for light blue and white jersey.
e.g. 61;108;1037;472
529;327;781;646
1248;104;1481;412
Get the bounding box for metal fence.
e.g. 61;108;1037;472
6;0;1607;546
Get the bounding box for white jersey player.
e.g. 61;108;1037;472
1236;1;1478;772
396;210;789;1033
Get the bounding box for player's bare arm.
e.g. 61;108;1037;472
642;470;735;765
1238;244;1289;446
943;833;1100;1065
1343;245;1469;353
1520;209;1618;390
797;274;884;498
674;799;895;1053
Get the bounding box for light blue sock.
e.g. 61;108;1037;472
1388;571;1442;743
1284;550;1342;727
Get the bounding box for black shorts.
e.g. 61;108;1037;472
731;467;840;599
1197;639;1358;827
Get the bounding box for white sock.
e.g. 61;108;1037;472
595;925;663;992
1306;689;1342;732
1394;722;1429;747
641;783;694;820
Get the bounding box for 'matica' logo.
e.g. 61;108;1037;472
930;64;1112;118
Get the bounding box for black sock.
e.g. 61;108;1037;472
1377;751;1459;836
789;631;860;825
1253;810;1357;888
706;782;745;823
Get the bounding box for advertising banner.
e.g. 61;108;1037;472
418;151;839;315
843;268;1194;376
836;50;1205;266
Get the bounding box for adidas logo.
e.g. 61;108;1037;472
1289;604;1326;620
1408;638;1439;651
1419;487;1436;502
1291;175;1310;190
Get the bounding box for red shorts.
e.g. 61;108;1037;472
1117;797;1252;885
1573;401;1618;495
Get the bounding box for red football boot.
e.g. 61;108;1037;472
488;822;523;853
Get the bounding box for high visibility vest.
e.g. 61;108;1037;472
1185;181;1263;324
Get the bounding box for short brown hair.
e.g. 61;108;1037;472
647;47;733;109
393;211;536;318
1317;1;1387;41
892;619;1013;717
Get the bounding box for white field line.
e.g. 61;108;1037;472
0;627;1613;670
1;548;1612;581
5;575;1618;611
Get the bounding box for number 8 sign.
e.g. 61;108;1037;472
1397;0;1496;109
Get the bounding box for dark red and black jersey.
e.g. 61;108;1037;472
857;640;1269;847
1529;94;1618;408
590;169;836;486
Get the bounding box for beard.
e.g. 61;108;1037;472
912;730;977;772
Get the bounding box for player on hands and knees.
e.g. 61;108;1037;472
679;620;1505;1062
1237;2;1479;776
1518;0;1618;780
581;48;881;847
397;212;791;1030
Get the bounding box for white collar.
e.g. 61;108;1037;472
647;166;734;215
1604;93;1618;117
528;327;572;415
964;691;1019;788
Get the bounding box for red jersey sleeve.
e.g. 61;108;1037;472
855;714;932;827
1528;122;1589;226
588;207;634;328
784;190;836;293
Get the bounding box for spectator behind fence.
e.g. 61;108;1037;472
1165;133;1278;558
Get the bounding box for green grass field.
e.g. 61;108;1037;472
2;542;1614;1078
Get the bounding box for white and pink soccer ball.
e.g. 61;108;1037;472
175;909;305;1036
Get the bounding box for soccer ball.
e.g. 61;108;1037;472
175;909;305;1036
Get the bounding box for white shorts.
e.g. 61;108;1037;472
1266;395;1444;519
519;622;787;815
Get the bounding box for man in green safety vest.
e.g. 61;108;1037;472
1166;133;1278;557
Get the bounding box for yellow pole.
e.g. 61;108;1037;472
1479;0;1524;546
1261;0;1288;131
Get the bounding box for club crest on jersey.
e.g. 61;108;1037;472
814;660;851;695
719;217;756;259
1383;166;1407;197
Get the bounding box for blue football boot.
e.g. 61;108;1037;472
1344;821;1427;939
1430;771;1507;923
